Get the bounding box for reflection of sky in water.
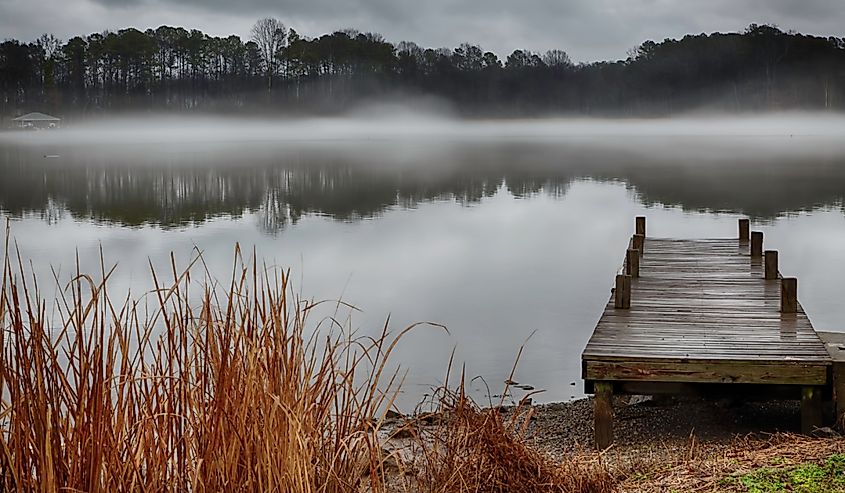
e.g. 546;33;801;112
5;180;845;410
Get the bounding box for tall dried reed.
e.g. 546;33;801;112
0;237;410;492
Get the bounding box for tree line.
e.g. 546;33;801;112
2;20;845;117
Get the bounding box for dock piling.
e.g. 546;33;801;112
751;231;764;257
739;218;750;242
594;382;614;449
801;387;823;434
614;274;631;309
632;234;645;255
781;277;798;313
635;216;646;236
626;249;640;277
765;250;779;280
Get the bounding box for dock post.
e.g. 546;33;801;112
751;231;763;257
614;274;631;309
801;386;823;434
765;251;779;280
781;277;797;313
594;382;613;449
834;364;845;429
635;216;646;236
626;249;640;278
739;218;750;243
632;234;645;254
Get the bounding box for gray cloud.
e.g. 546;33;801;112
1;0;843;62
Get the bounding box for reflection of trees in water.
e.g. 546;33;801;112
2;142;845;231
597;159;845;219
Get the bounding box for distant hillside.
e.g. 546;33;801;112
1;22;844;116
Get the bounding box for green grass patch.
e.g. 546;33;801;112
725;454;845;492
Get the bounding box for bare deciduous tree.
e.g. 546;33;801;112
250;17;286;91
543;49;572;68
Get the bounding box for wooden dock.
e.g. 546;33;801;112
582;218;835;449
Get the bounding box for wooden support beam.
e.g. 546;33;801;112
801;386;823;434
632;234;645;254
594;382;613;449
626;249;640;278
833;363;845;430
739;218;750;242
614;274;631;309
765;250;779;280
585;359;828;386
781;277;797;313
635;216;646;236
751;231;763;257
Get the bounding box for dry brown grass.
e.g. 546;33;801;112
619;433;845;492
397;376;616;493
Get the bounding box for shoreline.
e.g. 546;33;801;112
525;395;811;460
381;394;844;491
386;395;815;458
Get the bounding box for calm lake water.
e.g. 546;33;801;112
3;116;845;408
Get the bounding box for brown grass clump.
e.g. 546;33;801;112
406;379;617;493
620;433;845;492
0;237;412;492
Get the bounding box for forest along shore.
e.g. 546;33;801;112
2;23;842;117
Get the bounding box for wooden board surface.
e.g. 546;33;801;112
582;238;831;368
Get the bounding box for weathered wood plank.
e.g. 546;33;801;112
583;354;830;364
586;338;830;348
584;360;828;385
597;315;810;325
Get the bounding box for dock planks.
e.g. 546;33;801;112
581;219;833;449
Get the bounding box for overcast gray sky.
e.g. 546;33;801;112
0;0;842;62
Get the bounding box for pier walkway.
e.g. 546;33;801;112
582;218;835;448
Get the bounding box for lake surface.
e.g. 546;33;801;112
4;116;845;408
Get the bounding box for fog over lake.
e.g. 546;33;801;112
3;113;845;408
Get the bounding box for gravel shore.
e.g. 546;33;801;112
521;395;811;466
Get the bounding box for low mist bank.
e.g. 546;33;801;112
5;112;845;149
